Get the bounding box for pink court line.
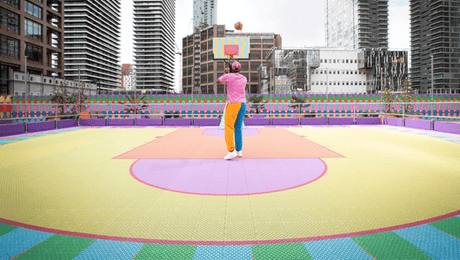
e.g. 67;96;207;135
129;158;328;196
1;210;459;246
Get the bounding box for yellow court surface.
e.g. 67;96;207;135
0;126;459;244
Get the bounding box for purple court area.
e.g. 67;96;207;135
130;158;326;195
202;128;260;137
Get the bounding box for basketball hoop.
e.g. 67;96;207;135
224;45;239;59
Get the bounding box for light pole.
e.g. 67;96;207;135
431;53;434;115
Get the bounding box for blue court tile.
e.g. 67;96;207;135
193;246;252;260
394;224;460;260
303;238;373;260
456;215;460;219
73;240;143;260
193;246;223;260
0;228;53;260
223;246;252;260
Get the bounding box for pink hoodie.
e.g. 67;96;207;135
218;73;247;103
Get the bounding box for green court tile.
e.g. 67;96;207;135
15;234;96;260
352;232;431;260
0;222;18;236
134;244;196;260
429;217;460;239
251;243;312;260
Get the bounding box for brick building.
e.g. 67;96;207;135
0;0;64;95
181;24;282;95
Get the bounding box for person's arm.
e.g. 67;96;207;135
217;68;230;83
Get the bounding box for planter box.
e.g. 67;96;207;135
433;121;460;135
108;119;135;126
328;117;354;125
58;119;78;129
300;118;327;125
0;123;25;137
272;118;298;126
355;117;381;125
80;119;106;126
136;118;163;126
244;118;271;126
385;117;404;127
194;118;220;126
27;121;56;133
164;118;191;126
405;119;432;131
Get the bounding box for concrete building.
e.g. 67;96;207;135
410;0;460;94
325;0;389;49
181;24;282;95
1;0;64;95
133;0;175;94
10;71;96;96
193;0;216;31
262;48;408;94
121;64;136;91
63;0;121;90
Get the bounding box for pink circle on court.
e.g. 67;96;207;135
130;158;327;196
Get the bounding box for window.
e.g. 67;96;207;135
240;62;249;71
207;85;214;94
208;62;213;71
201;86;207;94
201;64;207;73
25;1;42;19
25;19;42;41
217;62;224;71
249;50;261;59
1;0;19;8
0;8;19;33
250;85;258;94
0;36;19;58
25;43;42;62
217;84;225;94
208;73;213;83
250;73;258;83
250;62;260;71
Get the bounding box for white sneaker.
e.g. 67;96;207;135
236;151;242;157
224;151;238;160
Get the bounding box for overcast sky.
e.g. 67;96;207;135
120;0;410;92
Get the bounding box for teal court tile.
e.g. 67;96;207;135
134;244;197;260
0;228;53;260
14;234;96;260
351;232;431;260
0;223;17;236
303;238;373;260
252;243;312;260
73;240;144;260
192;246;252;260
393;224;460;260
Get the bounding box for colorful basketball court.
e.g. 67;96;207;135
1;125;460;259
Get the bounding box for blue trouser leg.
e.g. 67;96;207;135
234;103;246;151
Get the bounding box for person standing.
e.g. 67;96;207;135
218;62;247;160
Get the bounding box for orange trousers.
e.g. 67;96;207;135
225;103;247;152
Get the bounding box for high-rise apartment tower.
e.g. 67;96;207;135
133;0;175;93
193;0;216;31
63;0;121;89
410;0;460;94
325;0;389;49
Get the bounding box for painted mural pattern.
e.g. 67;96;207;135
2;94;460;122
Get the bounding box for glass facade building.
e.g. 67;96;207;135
64;0;121;89
133;0;175;93
193;0;216;31
410;0;460;94
325;0;389;49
